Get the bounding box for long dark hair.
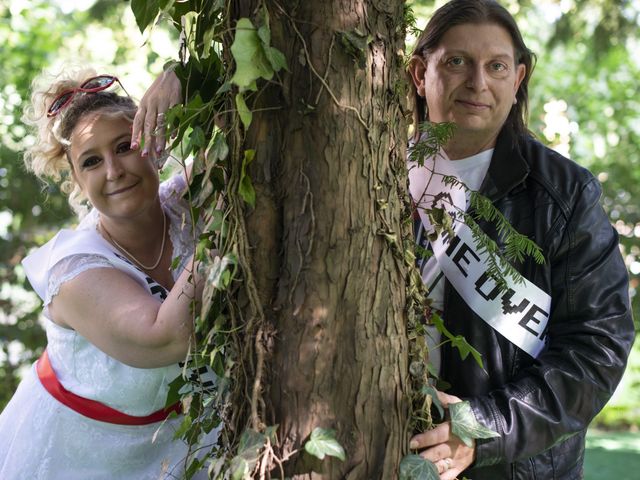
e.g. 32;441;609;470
409;0;536;141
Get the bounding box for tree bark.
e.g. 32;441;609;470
230;1;410;477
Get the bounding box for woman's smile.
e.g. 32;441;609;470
105;180;140;196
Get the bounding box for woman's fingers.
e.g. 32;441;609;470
131;70;182;155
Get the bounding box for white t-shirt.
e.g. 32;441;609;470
417;149;493;374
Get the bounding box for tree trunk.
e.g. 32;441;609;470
229;1;410;477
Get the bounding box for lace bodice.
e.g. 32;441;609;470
46;174;193;305
33;175;196;415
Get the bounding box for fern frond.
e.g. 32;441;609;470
408;122;456;166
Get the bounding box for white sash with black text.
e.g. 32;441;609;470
408;151;550;358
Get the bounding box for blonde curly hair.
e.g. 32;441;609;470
23;66;137;216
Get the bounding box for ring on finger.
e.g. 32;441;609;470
156;113;166;125
442;457;452;471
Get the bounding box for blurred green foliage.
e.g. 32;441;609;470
1;1;638;427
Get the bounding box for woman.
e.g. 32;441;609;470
0;68;215;479
406;1;633;479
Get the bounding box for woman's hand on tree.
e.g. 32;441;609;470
409;390;476;479
131;69;182;159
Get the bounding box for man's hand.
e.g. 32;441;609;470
409;391;476;479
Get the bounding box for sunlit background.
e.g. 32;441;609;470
1;0;639;474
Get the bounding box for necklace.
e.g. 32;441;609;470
100;210;167;271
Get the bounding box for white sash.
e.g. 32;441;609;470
408;151;550;358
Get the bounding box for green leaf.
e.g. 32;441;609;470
399;454;439;480
338;29;372;69
235;93;253;130
230;18;274;91
229;456;249;480
205;130;229;164
165;373;187;406
238;428;266;453
189;126;206;152
450;335;484;369
265;46;288;72
257;24;271;46
304;427;346;461
229;428;267;480
431;314;484;368
421;384;444;419
449;401;500;448
130;0;167;32
174;414;193;439
239;149;256;207
207;253;238;290
264;425;279;442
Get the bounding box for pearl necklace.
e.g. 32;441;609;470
100;210;167;271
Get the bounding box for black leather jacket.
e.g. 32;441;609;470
437;130;635;479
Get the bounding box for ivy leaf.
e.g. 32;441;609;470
256;6;287;72
230;429;267;480
238;428;267;456
206;253;237;290
230;18;274;91
235;93;253;130
229;456;249;480
265;46;288;72
264;425;278;442
257;24;271;46
450;335;484;369
420;384;444;419
205;130;229;164
239;149;256;207
130;0;167;32
188;125;206;155
174;414;193;439
399;454;439;480
304;427;346;461
431;314;484;369
450;401;500;448
338;29;372;69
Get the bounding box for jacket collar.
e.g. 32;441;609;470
479;128;530;201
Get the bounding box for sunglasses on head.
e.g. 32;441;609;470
46;75;130;118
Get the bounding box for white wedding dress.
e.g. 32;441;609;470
0;176;217;479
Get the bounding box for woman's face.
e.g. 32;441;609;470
410;22;526;149
68;112;159;220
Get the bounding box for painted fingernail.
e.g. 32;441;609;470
156;145;163;155
409;440;418;449
131;142;139;150
141;148;148;157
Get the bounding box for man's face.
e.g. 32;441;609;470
411;23;526;152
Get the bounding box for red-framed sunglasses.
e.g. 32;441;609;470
46;75;130;118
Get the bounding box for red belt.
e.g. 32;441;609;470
36;349;181;425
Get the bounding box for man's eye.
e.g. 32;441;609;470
117;142;132;154
82;156;100;168
491;62;507;72
448;57;465;67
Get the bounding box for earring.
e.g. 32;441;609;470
513;97;518;105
